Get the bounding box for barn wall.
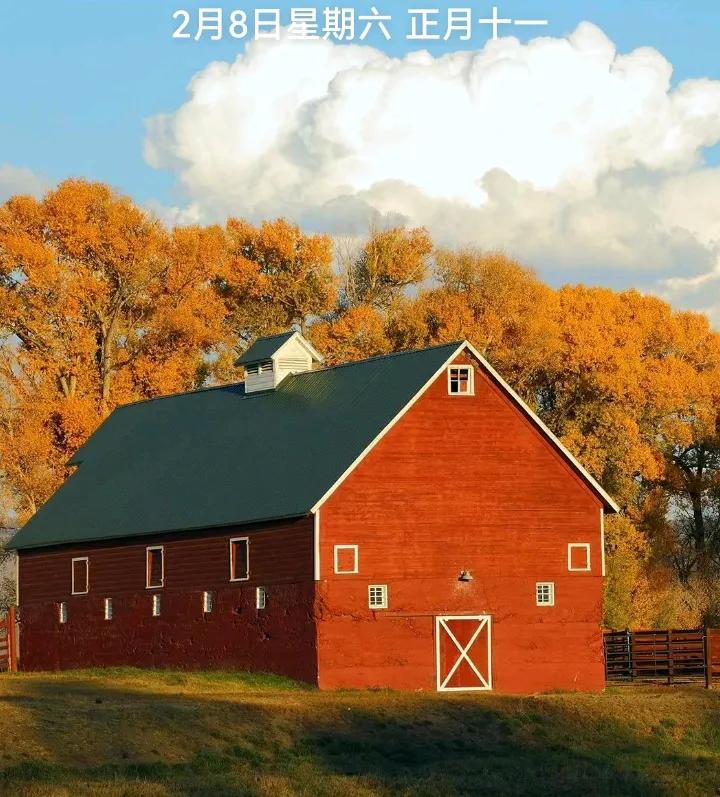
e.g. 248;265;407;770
317;352;605;693
18;517;318;683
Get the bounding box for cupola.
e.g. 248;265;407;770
235;330;324;394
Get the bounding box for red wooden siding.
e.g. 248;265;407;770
317;352;605;693
18;517;317;681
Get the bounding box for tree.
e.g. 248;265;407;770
0;179;228;519
309;304;391;365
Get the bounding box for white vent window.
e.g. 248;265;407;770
447;365;474;396
152;594;162;617
334;545;359;574
536;582;555;606
368;584;388;609
256;587;266;609
568;543;591;572
59;602;68;624
203;591;214;614
245;360;273;376
104;598;113;621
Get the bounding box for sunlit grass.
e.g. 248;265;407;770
0;671;718;796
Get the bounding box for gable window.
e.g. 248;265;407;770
152;594;162;617
203;591;213;614
536;582;555;606
447;365;473;396
59;602;68;624
368;584;388;610
334;545;359;575
71;557;89;595
146;546;164;589
568;543;591;572
256;586;266;610
230;537;249;582
104;598;113;621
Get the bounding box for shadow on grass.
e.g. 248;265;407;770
0;675;717;796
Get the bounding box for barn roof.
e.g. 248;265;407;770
10;338;618;552
234;330;296;365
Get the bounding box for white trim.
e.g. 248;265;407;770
368;584;388;609
59;601;68;624
256;586;267;609
313;510;320;581
104;597;113;621
567;543;591;572
536;581;555;606
600;508;606;577
71;557;89;595
152;593;161;617
229;536;250;582
334;544;359;575
288;331;325;364
145;546;164;589
447;364;474;396
435;615;492;692
311;341;618;515
202;591;213;614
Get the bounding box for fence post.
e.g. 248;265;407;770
7;606;17;673
706;628;713;689
627;630;633;682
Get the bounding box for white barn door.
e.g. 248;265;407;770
435;615;492;691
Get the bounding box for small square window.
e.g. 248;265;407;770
152;594;161;617
256;587;266;610
568;543;591;572
146;547;164;589
536;582;555;606
71;557;89;595
368;584;388;609
104;598;113;621
203;591;213;614
59;602;68;624
334;545;359;574
230;537;249;582
448;366;473;396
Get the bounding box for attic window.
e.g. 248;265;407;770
448;365;473;396
71;557;89;595
230;537;249;582
146;546;164;589
244;360;273;376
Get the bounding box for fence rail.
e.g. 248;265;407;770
0;607;17;672
604;628;720;686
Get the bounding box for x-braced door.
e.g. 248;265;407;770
435;615;492;691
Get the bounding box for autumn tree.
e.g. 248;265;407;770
0;179;228;518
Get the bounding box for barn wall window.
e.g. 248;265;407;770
368;584;388;609
230;537;249;582
71;557;89;595
58;602;68;624
334;545;359;575
104;598;113;621
256;586;266;610
152;594;161;617
568;543;591;572
447;365;474;396
536;582;555;606
146;546;164;589
203;591;213;614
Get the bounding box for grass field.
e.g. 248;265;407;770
0;670;719;796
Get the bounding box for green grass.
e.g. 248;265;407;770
0;669;719;796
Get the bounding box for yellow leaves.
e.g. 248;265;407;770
309;305;391;365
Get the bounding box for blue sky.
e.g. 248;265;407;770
2;0;718;204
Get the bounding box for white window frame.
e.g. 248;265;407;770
568;543;591;572
333;544;359;575
145;546;164;589
536;582;555;606
368;584;388;610
203;591;213;614
256;586;266;610
229;537;250;582
152;593;161;617
447;365;474;396
71;557;89;595
59;601;68;624
104;598;113;621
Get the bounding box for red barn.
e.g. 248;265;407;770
8;331;618;693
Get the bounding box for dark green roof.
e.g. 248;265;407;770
235;331;296;365
9;342;462;550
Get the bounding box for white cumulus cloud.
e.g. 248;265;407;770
144;23;720;320
0;164;51;204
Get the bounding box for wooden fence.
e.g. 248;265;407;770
0;607;17;672
604;628;720;686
